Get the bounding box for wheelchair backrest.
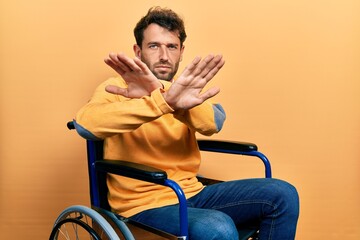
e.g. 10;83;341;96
67;121;110;210
86;139;111;210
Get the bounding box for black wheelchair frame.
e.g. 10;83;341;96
49;121;272;240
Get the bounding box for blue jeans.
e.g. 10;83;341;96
130;178;299;240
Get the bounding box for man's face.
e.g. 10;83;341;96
134;23;184;81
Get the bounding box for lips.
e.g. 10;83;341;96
155;65;171;69
155;66;172;74
155;62;171;67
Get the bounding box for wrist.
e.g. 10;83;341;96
161;91;177;110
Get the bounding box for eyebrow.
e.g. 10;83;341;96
147;41;179;47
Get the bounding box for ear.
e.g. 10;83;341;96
180;45;185;62
133;44;141;59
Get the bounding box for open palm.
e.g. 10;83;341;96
104;53;162;98
163;54;225;110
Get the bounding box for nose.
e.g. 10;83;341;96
159;45;169;62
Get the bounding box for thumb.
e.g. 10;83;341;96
105;85;128;97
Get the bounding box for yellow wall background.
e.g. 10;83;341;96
1;0;359;239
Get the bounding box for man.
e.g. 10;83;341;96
75;7;299;239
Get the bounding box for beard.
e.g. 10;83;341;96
152;68;177;81
141;57;180;81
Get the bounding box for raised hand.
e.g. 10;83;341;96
163;54;225;110
104;53;162;98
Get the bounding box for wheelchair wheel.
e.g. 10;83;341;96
49;205;120;240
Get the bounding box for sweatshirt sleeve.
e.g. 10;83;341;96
74;77;174;139
174;101;226;136
159;80;226;136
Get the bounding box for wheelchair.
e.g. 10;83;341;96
49;121;272;240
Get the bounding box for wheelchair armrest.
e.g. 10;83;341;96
95;160;188;237
95;160;168;184
197;139;272;178
197;139;257;153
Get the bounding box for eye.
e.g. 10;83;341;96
149;44;159;49
168;44;178;50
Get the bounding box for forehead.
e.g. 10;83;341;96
142;23;181;45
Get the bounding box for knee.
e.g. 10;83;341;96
189;210;238;240
267;179;300;219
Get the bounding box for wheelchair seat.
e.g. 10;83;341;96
49;121;272;240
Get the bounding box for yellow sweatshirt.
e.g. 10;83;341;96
75;77;226;217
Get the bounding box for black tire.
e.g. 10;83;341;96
49;205;120;240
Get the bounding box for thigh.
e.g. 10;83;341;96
188;178;298;227
130;205;239;240
130;178;299;239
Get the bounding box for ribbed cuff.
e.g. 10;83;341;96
151;88;174;114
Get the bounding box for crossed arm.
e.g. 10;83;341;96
104;53;225;111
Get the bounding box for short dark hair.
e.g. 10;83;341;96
134;7;187;48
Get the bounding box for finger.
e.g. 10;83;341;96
108;53;133;73
133;57;152;74
199;86;220;101
191;54;215;76
202;56;225;81
184;54;217;78
116;53;142;73
105;85;129;97
182;56;202;74
198;54;224;79
104;58;125;75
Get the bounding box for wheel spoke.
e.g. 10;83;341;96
49;206;120;240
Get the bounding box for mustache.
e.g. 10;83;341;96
154;62;172;68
